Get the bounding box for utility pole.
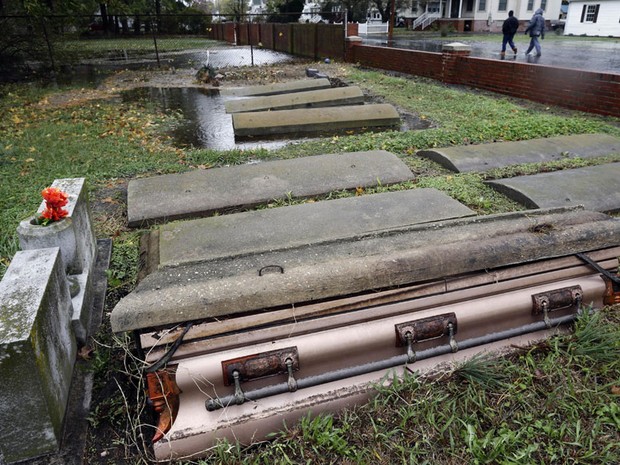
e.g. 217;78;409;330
388;0;396;41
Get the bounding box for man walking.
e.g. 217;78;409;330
524;8;545;56
501;11;519;57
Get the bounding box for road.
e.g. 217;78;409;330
360;34;620;74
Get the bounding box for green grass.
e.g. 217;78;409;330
2;65;619;276
57;37;220;58
1;62;620;463
195;308;620;465
0;84;185;274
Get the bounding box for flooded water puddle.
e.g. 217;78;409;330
82;46;296;71
123;86;431;151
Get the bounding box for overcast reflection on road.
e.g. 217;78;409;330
361;34;620;74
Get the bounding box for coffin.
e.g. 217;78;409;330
111;207;620;461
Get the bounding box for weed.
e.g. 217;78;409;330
106;231;141;291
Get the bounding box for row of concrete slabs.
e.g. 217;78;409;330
419;133;620;213
223;78;400;139
129;133;620;228
122;134;620;330
116;132;620;460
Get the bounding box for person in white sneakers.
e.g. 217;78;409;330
524;8;545;56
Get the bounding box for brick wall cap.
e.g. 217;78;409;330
346;36;363;43
442;42;471;52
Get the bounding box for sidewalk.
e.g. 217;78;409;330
361;34;620;74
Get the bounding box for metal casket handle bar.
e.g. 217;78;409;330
205;309;582;412
395;312;458;364
531;285;582;328
221;347;299;387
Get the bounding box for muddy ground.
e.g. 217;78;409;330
43;60;354;109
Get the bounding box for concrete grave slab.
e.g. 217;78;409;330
232;104;400;137
224;86;365;113
486;162;620;213
127;150;413;227
417;134;620;173
153;189;475;268
112;207;620;332
219;78;331;97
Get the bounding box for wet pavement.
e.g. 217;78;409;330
360;34;620;74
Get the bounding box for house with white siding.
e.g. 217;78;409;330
564;0;620;36
400;0;563;32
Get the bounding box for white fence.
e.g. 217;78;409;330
357;22;389;34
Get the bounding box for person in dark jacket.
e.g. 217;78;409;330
501;11;519;56
524;8;545;56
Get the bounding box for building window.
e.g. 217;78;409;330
527;0;534;10
479;0;486;11
498;0;507;10
466;0;474;11
580;4;600;22
540;0;546;10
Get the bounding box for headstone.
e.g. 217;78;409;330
16;178;97;343
0;248;76;463
112;207;620;332
17;178;96;275
154;189;475;268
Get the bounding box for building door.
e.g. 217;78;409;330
450;0;460;17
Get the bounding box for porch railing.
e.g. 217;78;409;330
412;11;441;30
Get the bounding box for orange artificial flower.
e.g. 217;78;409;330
41;187;69;208
38;186;69;225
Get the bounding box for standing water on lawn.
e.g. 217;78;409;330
122;86;293;150
122;86;432;150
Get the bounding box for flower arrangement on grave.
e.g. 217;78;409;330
35;187;69;225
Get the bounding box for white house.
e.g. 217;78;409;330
400;0;563;32
564;0;620;36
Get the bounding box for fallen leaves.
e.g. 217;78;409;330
77;346;94;360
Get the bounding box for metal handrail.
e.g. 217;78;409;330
412;12;441;30
206;312;578;411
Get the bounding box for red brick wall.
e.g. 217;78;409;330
454;57;620;117
347;23;359;36
207;26;619;117
345;44;620;118
346;44;443;80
